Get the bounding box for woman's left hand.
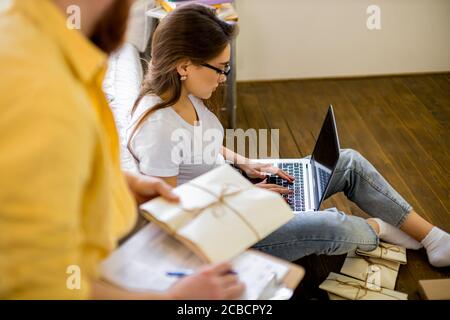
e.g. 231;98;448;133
238;162;295;183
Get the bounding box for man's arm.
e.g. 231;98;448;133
0;81;99;299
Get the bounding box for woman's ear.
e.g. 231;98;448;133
176;59;191;78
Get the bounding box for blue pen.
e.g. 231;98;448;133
166;271;193;278
166;270;238;278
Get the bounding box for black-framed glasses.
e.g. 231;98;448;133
200;62;231;76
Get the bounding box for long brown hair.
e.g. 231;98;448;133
127;3;238;160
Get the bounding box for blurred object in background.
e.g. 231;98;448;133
127;0;155;52
150;0;237;21
0;0;11;11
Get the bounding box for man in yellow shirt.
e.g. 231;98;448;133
0;0;244;299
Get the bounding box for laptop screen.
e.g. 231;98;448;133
311;106;340;210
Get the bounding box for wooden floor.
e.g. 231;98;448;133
232;73;450;300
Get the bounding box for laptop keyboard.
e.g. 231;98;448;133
268;163;305;212
317;167;331;195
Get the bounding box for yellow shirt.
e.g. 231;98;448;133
0;0;137;299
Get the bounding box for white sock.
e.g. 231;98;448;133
372;218;423;250
421;227;450;267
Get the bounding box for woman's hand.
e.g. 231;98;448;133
255;178;293;195
124;172;180;205
238;162;295;195
167;262;245;300
238;162;295;183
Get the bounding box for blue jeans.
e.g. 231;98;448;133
252;149;413;261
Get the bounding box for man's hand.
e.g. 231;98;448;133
124;172;180;205
167;262;245;300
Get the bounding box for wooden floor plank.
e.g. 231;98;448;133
401;76;450;129
370;78;449;210
381;77;450;174
251;82;301;158
341;78;448;228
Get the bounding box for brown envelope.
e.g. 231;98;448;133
328;293;348;300
356;241;407;264
319;272;408;300
418;279;450;300
340;250;400;290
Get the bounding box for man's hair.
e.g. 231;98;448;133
90;0;132;54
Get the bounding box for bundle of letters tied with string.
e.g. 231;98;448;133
319;241;409;300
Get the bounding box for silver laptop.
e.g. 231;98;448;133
258;106;340;213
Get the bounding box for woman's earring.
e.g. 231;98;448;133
180;75;187;81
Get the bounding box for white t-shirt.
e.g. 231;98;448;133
128;94;226;186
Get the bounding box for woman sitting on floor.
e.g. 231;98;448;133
127;3;450;267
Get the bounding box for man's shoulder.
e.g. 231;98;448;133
0;12;94;121
1;12;67;85
0;8;59;65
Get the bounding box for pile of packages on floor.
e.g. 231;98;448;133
319;242;409;300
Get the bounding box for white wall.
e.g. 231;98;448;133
3;0;448;81
235;0;450;81
0;0;10;11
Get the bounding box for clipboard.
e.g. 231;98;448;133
100;224;305;300
246;249;305;299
